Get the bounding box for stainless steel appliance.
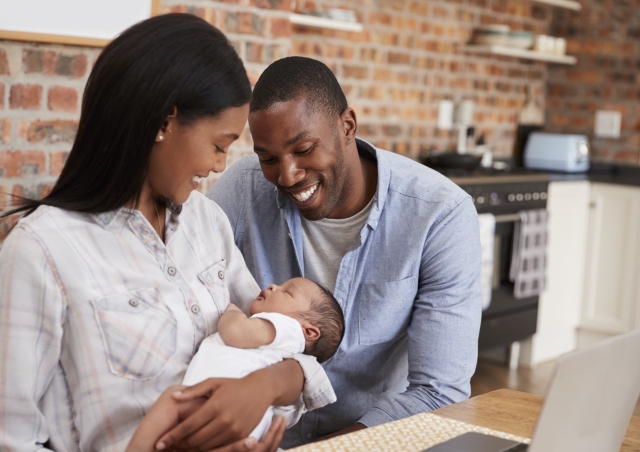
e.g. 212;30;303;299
447;171;550;351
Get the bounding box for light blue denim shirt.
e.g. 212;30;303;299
208;138;482;448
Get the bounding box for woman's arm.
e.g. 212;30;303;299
0;227;65;451
218;304;276;349
155;359;304;451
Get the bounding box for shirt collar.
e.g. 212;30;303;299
89;197;184;229
276;137;390;230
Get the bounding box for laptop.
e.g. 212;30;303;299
425;328;640;452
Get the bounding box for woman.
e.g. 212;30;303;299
0;14;332;452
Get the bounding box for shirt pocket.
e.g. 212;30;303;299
358;275;417;346
197;259;230;315
90;288;177;380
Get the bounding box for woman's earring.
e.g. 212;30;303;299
157;135;164;142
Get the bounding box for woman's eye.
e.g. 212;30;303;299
215;145;226;154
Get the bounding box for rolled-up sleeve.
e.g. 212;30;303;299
0;226;66;451
358;197;482;427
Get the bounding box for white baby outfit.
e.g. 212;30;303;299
183;311;306;439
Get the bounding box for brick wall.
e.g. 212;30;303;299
292;0;552;159
545;0;640;164
1;0;568;238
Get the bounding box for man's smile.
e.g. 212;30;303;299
290;184;318;203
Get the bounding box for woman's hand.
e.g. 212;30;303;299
179;417;286;452
157;359;303;451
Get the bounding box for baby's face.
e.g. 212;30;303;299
249;277;316;317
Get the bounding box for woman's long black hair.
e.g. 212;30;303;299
2;13;251;218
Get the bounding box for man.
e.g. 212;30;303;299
208;56;482;448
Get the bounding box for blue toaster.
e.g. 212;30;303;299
524;132;590;173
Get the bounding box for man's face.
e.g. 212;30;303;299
249;98;352;221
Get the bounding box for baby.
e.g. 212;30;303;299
127;277;345;451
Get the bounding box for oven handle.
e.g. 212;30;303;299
494;213;522;223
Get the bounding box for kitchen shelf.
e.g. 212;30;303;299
288;13;363;32
531;0;581;11
464;45;577;65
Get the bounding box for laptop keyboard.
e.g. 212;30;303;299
504;444;529;452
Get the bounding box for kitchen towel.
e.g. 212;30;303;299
509;209;548;299
477;213;496;310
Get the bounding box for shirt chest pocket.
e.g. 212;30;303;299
197;260;230;315
358;276;417;346
90;288;177;380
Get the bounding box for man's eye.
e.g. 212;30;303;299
297;145;315;155
259;156;276;164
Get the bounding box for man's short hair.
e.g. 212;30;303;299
300;282;345;363
250;56;348;120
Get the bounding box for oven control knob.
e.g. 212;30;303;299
540;192;547;200
533;193;540;200
508;194;515;202
516;194;524;202
476;196;485;204
524;193;532;201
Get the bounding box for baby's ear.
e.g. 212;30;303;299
301;321;321;341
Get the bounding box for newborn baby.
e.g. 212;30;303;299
182;277;345;439
126;277;344;451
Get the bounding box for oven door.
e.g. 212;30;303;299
478;214;539;351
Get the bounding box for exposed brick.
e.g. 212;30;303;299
270;17;291;38
245;42;264;63
226;12;265;35
23;49;43;73
49;151;69;177
48;86;78;112
0;150;46;178
1;118;10;144
0;83;3;110
9;84;42;110
0;48;8;75
43;51;57;75
342;65;368;79
56;54;88;78
17;119;78;143
249;0;292;10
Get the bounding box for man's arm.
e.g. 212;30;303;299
358;196;482;427
218;304;276;348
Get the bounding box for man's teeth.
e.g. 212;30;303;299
293;185;318;203
192;176;203;184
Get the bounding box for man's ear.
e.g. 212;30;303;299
340;107;357;146
301;321;321;342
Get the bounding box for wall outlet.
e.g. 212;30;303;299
594;110;621;138
437;100;454;130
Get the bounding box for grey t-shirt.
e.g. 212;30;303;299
301;197;374;292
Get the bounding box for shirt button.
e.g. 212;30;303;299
167;267;177;276
128;299;139;307
218;271;224;280
191;305;200;314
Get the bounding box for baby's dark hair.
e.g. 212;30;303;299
299;282;345;363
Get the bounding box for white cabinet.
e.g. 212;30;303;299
520;181;591;366
578;183;640;346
